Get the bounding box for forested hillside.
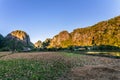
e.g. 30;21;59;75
0;30;34;51
49;16;120;48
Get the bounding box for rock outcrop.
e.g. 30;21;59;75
3;30;33;51
6;30;30;45
49;31;72;48
49;16;120;48
34;40;42;48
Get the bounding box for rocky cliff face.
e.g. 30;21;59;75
49;31;72;48
49;16;120;48
6;30;30;45
3;30;33;51
34;40;42;48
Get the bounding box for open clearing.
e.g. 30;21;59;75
0;52;120;80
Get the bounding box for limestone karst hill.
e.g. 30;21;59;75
1;30;34;51
49;16;120;48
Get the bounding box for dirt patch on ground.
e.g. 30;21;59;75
59;65;120;80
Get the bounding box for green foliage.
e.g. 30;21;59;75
49;16;120;48
2;37;25;52
0;59;69;80
93;45;120;50
61;39;72;48
0;31;34;52
0;34;3;41
42;38;51;49
0;34;4;48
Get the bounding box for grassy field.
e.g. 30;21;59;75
0;52;120;80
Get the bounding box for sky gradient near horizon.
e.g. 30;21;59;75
0;0;120;43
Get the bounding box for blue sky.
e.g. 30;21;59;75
0;0;120;43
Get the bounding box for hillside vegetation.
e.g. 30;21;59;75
0;34;4;48
49;16;120;48
0;30;34;52
1;16;120;51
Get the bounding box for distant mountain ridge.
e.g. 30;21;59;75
0;30;34;51
49;16;120;48
0;16;120;50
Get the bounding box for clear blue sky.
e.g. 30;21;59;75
0;0;120;43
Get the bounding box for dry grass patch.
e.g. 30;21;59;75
60;65;120;80
0;52;11;57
